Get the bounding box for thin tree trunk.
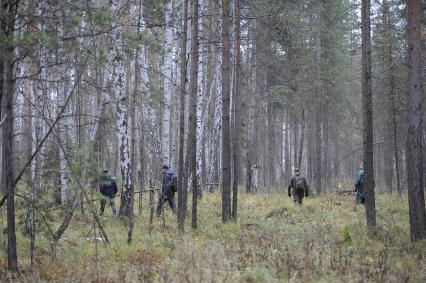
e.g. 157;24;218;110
382;0;394;193
177;0;188;232
268;102;276;185
221;0;232;222
189;0;199;230
293;115;299;170
314;0;322;196
361;0;377;230
392;96;401;196
406;0;426;241
298;110;305;169
232;0;241;221
285;110;290;180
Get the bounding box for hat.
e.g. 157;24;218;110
162;165;169;170
294;168;300;172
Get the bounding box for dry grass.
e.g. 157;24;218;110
0;191;425;282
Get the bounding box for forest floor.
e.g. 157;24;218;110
0;191;425;282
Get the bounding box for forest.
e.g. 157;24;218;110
0;0;425;281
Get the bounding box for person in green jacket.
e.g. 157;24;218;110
288;168;309;206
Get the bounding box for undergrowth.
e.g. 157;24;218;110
0;192;425;282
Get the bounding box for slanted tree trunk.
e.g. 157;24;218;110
221;0;232;222
232;0;241;220
314;0;322;196
2;0;18;271
177;0;188;232
189;0;199;230
361;0;376;229
406;0;426;241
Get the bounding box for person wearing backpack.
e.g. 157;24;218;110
288;168;309;206
354;163;365;204
157;165;177;216
99;169;118;216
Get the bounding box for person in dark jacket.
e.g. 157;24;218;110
354;164;365;204
288;168;309;206
157;165;176;216
100;169;118;216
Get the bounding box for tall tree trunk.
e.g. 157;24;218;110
406;0;426;241
162;0;174;165
232;0;241;220
361;0;376;229
221;0;231;222
177;0;188;232
189;0;199;230
2;0;18;271
246;19;256;193
314;0;322;196
110;0;132;217
382;0;394;193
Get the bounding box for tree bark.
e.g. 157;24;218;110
382;0;394;193
177;0;188;232
189;0;199;230
161;0;174;165
406;0;426;241
221;0;232;222
284;110;290;181
2;0;18;271
232;0;241;220
361;0;377;229
110;0;133;217
298;110;305;169
314;0;322;196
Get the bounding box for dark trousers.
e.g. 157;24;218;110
157;193;176;216
100;197;117;215
292;188;305;206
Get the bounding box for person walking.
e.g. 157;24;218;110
99;169;118;216
157;165;177;216
288;168;309;206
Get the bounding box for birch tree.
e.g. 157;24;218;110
161;0;174;165
110;0;132;217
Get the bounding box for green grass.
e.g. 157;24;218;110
0;192;425;282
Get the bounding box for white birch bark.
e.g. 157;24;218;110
161;0;174;165
110;0;132;215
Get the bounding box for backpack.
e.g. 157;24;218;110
170;175;178;193
294;175;305;191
